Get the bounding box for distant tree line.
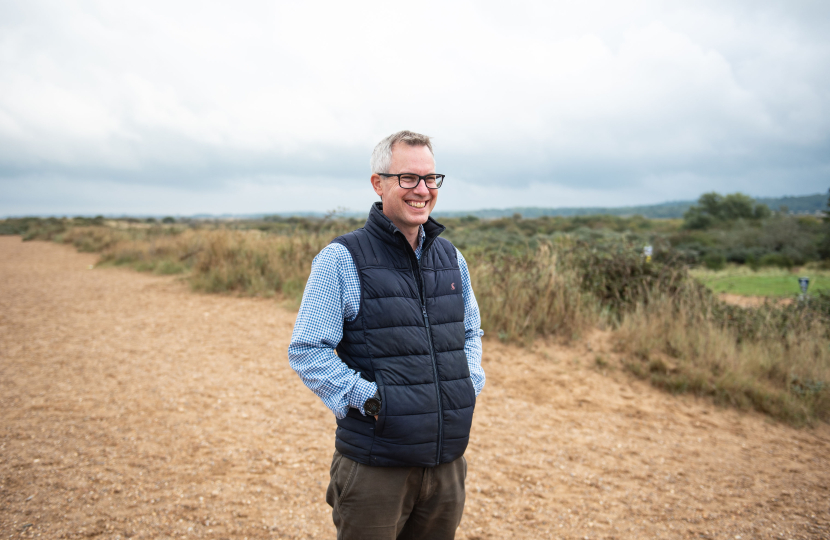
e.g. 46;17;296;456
682;192;771;230
673;190;829;269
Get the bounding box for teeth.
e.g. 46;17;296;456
406;201;426;208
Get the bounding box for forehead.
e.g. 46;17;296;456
389;143;435;172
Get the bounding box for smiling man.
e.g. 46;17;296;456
288;130;485;540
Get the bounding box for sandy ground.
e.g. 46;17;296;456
718;294;794;308
1;236;829;540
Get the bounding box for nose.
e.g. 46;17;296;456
412;178;431;195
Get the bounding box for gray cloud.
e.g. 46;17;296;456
1;0;828;215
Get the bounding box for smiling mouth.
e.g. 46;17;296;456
406;200;428;209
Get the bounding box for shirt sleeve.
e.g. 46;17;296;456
288;243;378;419
456;248;486;396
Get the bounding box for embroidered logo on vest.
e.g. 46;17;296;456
451;282;456;290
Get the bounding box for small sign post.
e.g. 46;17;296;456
643;245;653;264
798;277;810;301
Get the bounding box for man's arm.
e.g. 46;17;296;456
456;249;485;395
288;244;377;419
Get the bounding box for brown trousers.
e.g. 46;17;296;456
325;450;467;540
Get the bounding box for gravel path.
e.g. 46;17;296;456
1;236;829;539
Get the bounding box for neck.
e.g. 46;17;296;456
381;207;421;251
401;226;420;251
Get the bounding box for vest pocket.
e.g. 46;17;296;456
375;395;388;437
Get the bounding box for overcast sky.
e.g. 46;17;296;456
1;1;829;216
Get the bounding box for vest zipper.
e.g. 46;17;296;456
410;249;443;466
421;301;443;466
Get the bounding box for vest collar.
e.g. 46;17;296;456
365;202;446;253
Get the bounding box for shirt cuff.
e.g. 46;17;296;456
348;377;378;416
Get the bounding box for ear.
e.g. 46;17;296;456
370;173;384;198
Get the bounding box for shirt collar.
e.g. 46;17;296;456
414;225;426;259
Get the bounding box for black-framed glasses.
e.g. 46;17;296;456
377;173;445;189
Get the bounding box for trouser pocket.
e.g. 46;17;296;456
326;450;359;509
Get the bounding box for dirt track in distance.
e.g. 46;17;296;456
718;293;794;308
1;236;829;539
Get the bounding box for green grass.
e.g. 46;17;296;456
692;266;830;297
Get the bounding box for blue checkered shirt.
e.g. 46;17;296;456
288;226;485;419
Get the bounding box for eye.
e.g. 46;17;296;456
399;175;419;187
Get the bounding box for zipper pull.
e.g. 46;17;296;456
422;305;429;327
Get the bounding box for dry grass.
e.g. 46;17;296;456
55;226;334;308
615;292;830;425
187;229;329;303
469;242;597;343
12;221;830;425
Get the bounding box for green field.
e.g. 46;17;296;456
691;266;830;297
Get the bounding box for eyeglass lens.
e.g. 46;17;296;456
399;174;443;189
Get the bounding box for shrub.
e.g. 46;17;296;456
616;286;830;424
188;230;329;301
21;218;68;241
0;217;42;235
759;253;794;268
703;252;727;270
469;241;595;343
758;217;817;264
682;192;771;230
724;247;765;265
576;242;687;317
14;214;830;425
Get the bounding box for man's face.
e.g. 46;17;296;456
371;143;438;233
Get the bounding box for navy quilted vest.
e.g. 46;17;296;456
332;203;476;467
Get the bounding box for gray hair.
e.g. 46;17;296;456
370;130;434;174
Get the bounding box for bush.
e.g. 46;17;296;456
188;230;329;300
469;241;595;343
759;253;794;269
22;218;68;241
14;214;830;425
703;252;727;270
0;217;41;235
758;217;817;264
724;247;765;265
576;242;687;317
682;192;771;230
616;282;830;425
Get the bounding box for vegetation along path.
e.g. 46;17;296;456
1;236;829;539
